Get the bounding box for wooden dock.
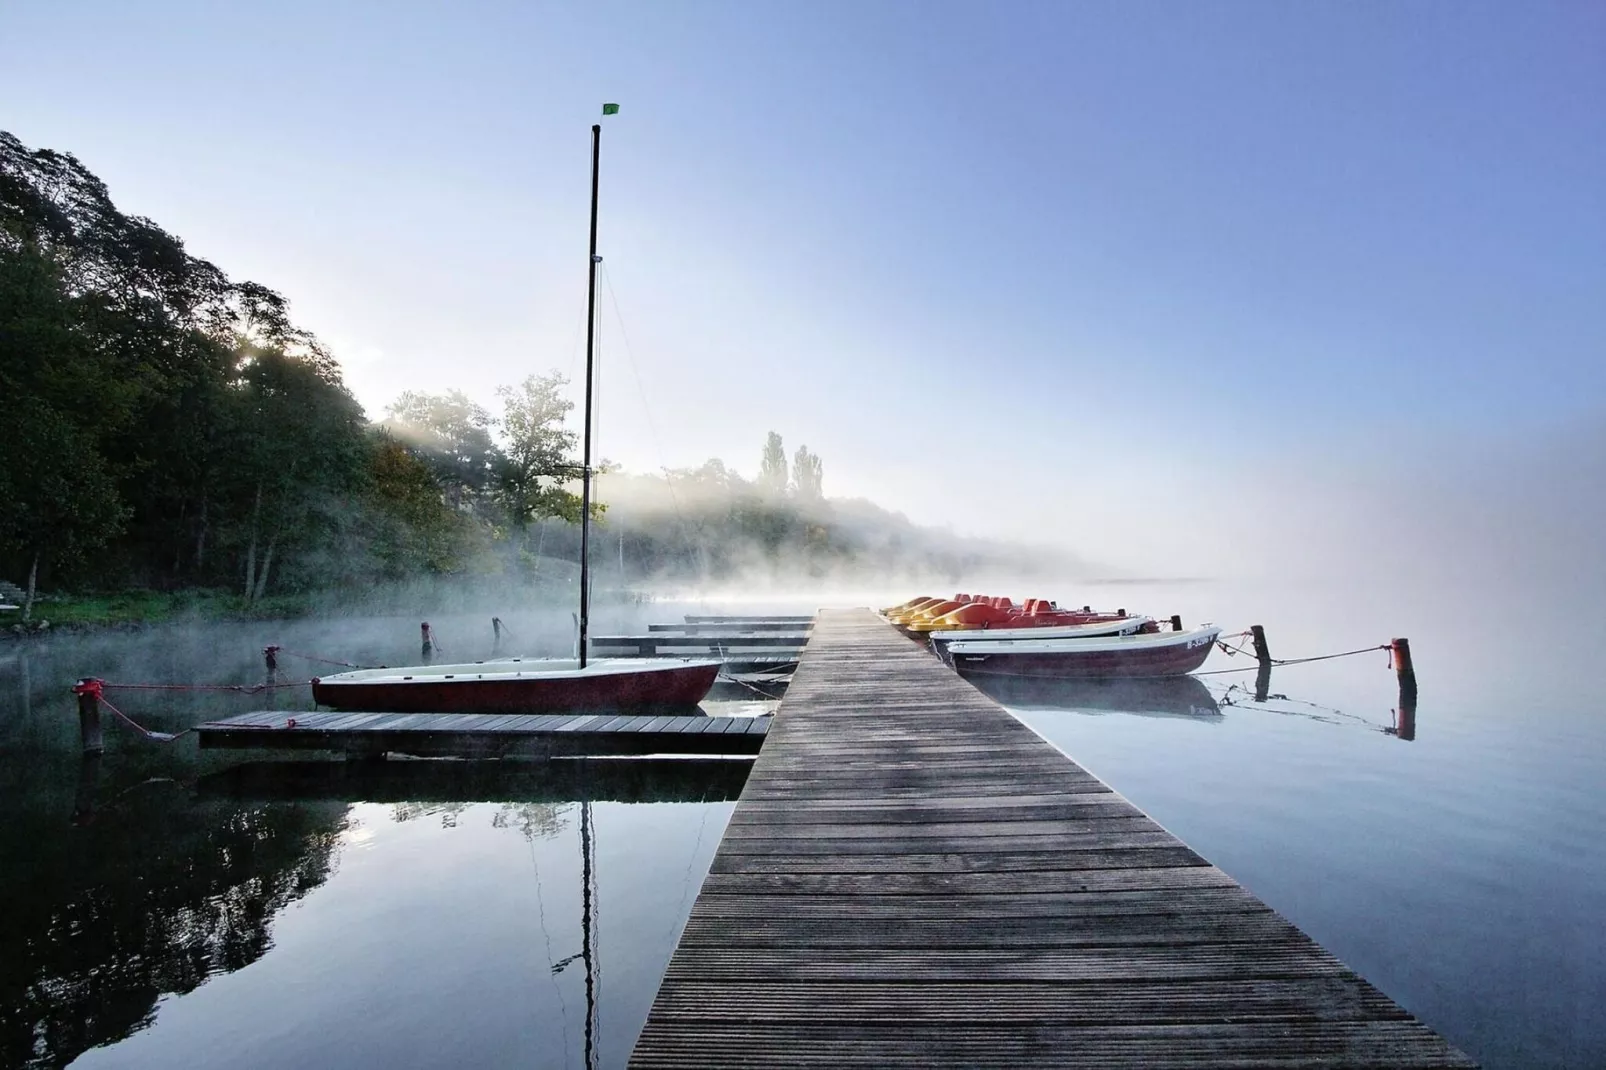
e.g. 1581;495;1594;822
196;709;769;758
592;633;810;655
629;609;1474;1068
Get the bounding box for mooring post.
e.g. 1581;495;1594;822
1394;694;1418;742
1250;625;1272;702
72;753;101;825
492;616;504;655
75;679;103;755
421;622;435;664
1250;625;1271;665
1170;614;1183;632
1392;637;1417;704
263;645;279;672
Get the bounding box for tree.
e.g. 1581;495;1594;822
363;435;469;576
221;344;368;601
0;408;127;618
758;431;788;497
791;445;824;501
494;372;582;529
384;390;499;510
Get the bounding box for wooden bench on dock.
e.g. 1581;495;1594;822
628;608;1475;1068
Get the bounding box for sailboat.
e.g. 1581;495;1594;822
312;114;721;715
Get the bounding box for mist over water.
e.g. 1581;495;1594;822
5;486;1604;1068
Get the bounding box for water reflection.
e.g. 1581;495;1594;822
967;673;1223;719
9;755;749;1070
0;785;346;1069
196;757;752;805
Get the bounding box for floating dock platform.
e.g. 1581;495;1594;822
629;609;1474;1068
196;710;769;758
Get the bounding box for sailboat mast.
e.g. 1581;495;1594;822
579;123;601;669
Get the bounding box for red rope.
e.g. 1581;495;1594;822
94;693;191;743
98;680;313;694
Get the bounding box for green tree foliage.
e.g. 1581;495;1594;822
363;436;471;576
0;130;381;598
758;431;788;497
382;390;499;510
791;444;824;501
494;372;582;528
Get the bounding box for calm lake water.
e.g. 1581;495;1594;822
1;583;1601;1069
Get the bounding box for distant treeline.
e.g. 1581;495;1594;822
1;132;1069;613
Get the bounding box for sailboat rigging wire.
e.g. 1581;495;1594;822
528;809;573;1067
600;262;689;530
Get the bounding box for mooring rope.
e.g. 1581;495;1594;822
272;647;372;669
717;673;788;699
72;679;193;743
98;679;312;694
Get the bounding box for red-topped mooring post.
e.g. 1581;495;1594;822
1392;637;1417;702
74;678;104;755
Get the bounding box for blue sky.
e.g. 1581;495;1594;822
4;0;1601;573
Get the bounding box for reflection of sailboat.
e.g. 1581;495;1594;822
550;798;601;1070
966;673;1222;719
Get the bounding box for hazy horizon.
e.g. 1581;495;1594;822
5;0;1600;585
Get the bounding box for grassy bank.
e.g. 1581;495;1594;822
11;590;314;629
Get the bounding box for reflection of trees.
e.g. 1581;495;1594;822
390;800;568;839
0;790;346;1069
491;802;566;841
390;799;473;827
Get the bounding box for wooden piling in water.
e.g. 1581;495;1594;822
1386;640;1418;741
1250;625;1273;702
492;616;504;655
421;622;435;664
72;754;101;825
263;645;279;672
1250;624;1271;666
75;679;103;755
1392;637;1417;715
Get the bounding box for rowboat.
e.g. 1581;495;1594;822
927;616;1154;647
938;626;1222;679
313;114;719;715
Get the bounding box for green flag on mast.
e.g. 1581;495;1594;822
601;102;620;115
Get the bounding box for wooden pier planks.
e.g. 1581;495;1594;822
628;609;1475;1068
195;709;768;758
